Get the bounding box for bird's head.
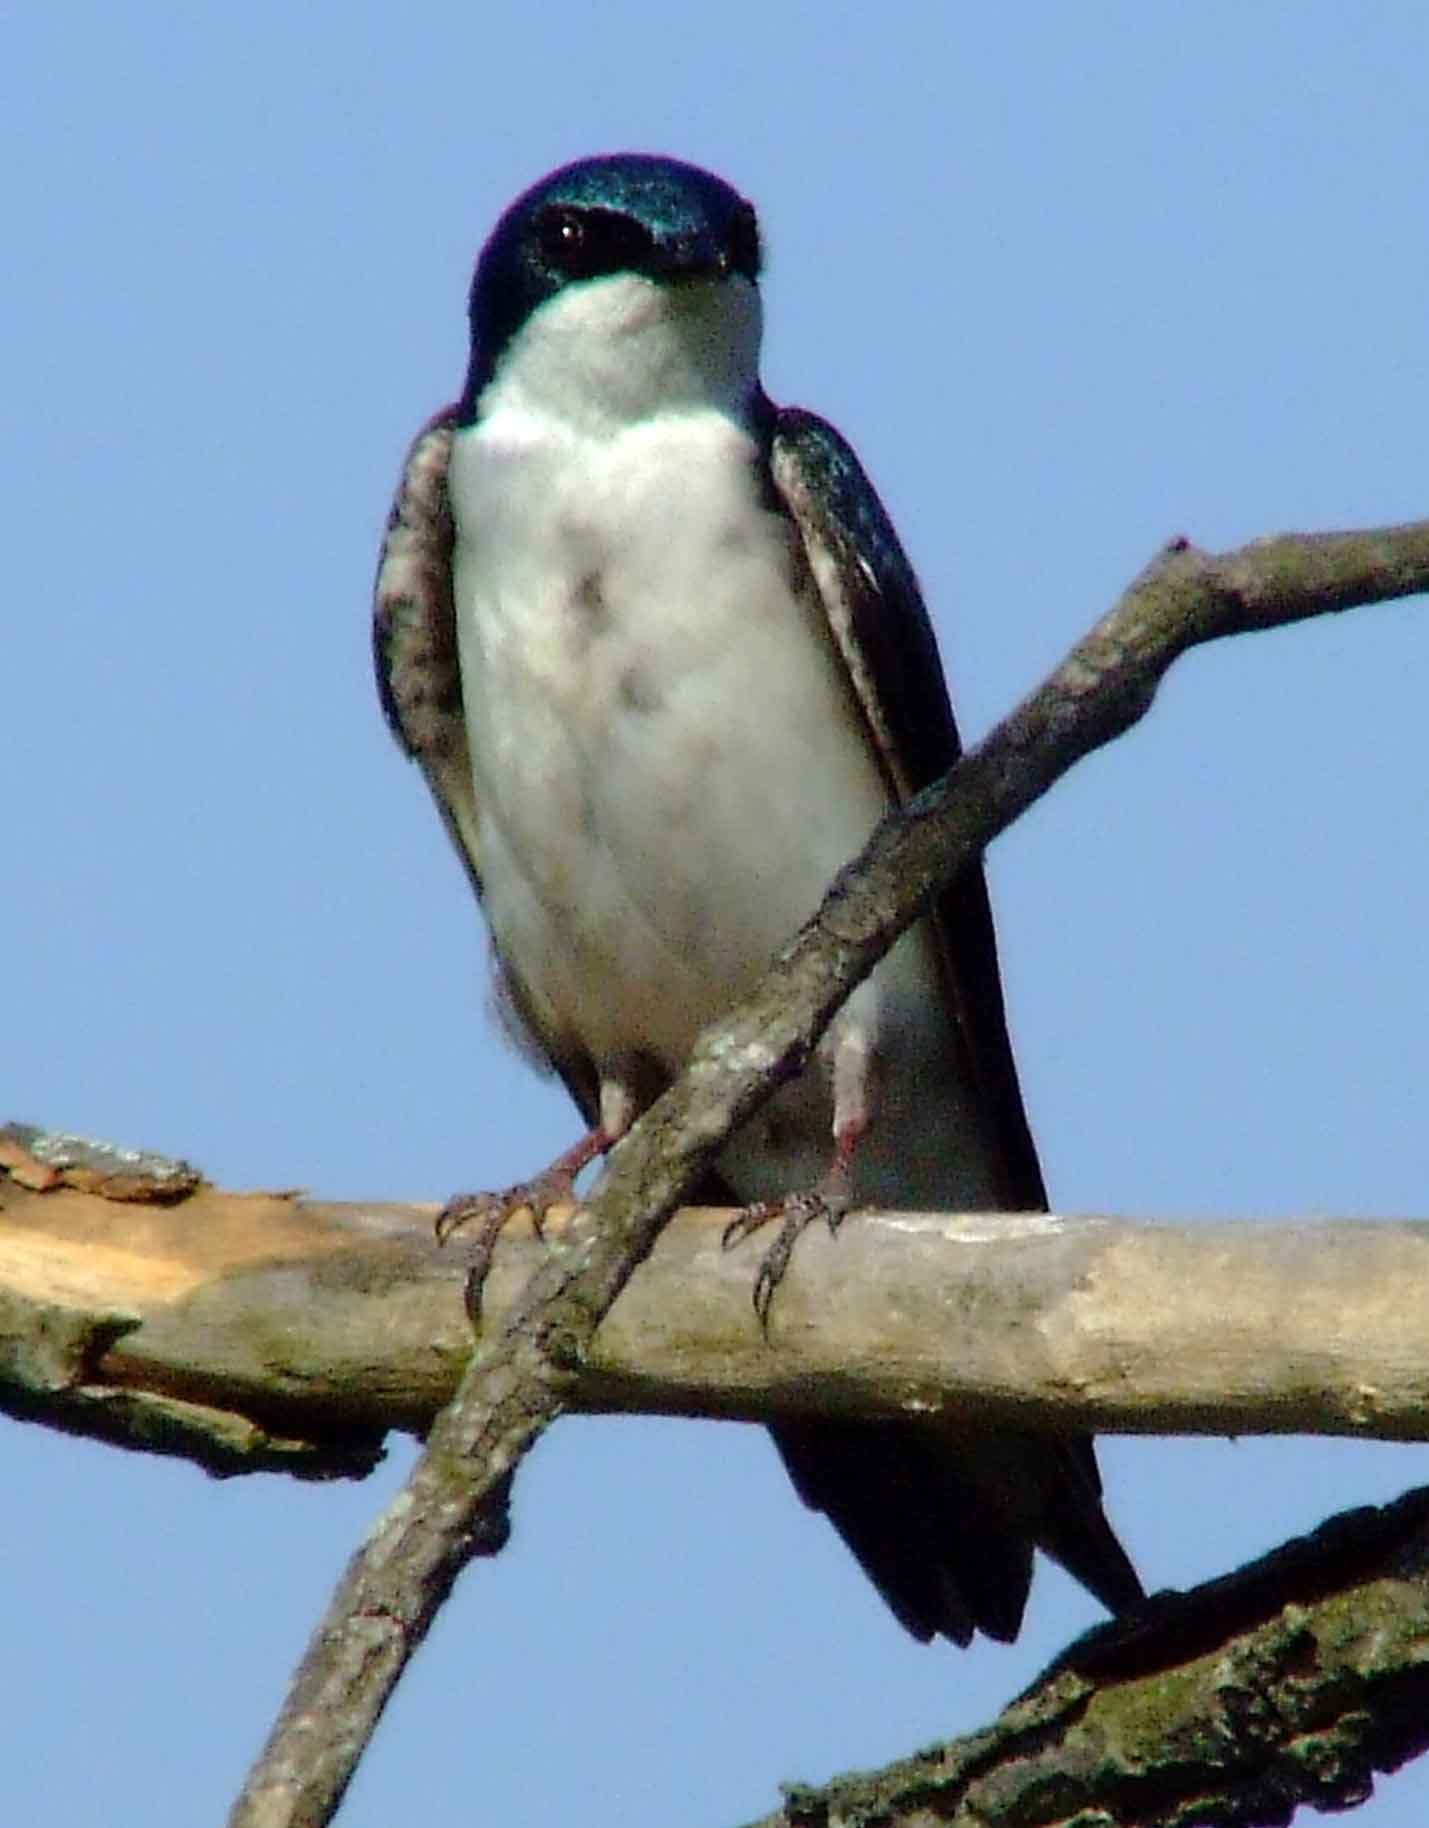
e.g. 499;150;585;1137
460;154;765;427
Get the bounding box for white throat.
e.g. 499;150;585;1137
476;271;763;436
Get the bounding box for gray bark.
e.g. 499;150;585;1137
4;1140;1429;1463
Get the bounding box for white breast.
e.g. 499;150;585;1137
451;396;884;1037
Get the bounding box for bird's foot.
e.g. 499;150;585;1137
437;1127;612;1325
436;1169;576;1324
723;1173;856;1333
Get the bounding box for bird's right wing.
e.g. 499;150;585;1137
372;406;485;905
372;406;598;1104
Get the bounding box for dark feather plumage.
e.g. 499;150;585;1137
763;409;1140;1640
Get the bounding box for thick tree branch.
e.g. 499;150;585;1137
5;1139;1429;1463
98;518;1424;1825
744;1486;1429;1828
12;1134;1429;1822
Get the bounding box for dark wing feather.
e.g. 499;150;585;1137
372;406;484;904
767;406;1142;1639
769;408;1045;1212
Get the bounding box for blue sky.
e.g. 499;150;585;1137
7;6;1429;1824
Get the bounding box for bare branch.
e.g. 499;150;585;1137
6;1152;1429;1458
204;517;1427;1823
13;1127;1429;1822
743;1486;1429;1828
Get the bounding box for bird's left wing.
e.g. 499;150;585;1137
372;406;485;903
768;405;1045;1213
766;407;1143;1633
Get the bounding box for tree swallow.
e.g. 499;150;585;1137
373;153;1143;1644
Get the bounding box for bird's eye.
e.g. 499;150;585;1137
538;206;587;266
534;205;653;280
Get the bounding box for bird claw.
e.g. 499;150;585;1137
436;1170;571;1325
723;1184;853;1333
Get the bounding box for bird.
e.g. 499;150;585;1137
372;152;1143;1645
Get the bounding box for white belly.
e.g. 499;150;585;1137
449;403;998;1207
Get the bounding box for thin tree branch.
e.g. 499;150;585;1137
743;1485;1429;1828
215;520;1429;1824
6;1143;1429;1459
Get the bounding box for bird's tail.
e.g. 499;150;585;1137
771;1419;1143;1645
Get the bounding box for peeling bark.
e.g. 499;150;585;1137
5;1144;1429;1475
